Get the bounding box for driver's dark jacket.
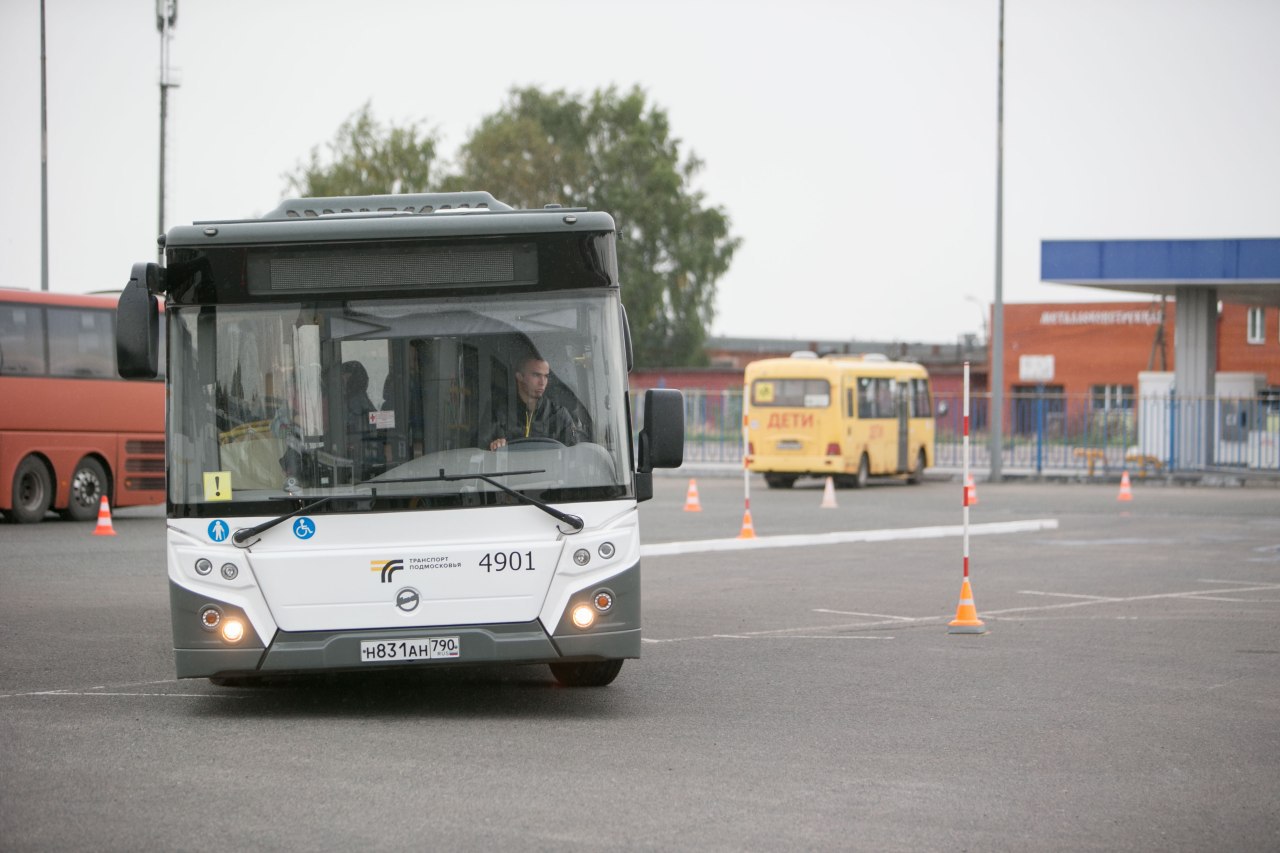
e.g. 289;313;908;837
488;395;579;446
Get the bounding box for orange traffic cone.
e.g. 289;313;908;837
1117;470;1133;502
820;475;838;509
964;474;979;507
737;508;757;539
948;578;986;634
92;495;117;536
683;479;703;512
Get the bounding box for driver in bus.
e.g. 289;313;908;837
487;353;580;450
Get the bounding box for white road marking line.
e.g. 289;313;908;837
812;609;916;621
1180;595;1280;603
642;582;1280;643
1017;590;1122;601
737;635;894;641
711;633;893;641
639;518;1059;557
1;678;209;700
984;583;1280;617
1198;579;1280;586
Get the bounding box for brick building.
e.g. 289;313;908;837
999;300;1280;401
631;335;988;397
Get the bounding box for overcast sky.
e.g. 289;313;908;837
3;0;1277;344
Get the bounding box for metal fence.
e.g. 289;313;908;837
639;388;1280;475
633;387;745;465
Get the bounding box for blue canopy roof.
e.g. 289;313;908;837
1041;238;1280;306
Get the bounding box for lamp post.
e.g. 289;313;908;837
40;0;49;291
989;0;1006;482
157;0;177;262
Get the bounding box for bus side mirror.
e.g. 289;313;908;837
117;263;161;379
638;388;684;472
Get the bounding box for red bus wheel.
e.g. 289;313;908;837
65;457;109;522
10;456;52;524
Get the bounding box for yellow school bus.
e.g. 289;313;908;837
744;353;934;488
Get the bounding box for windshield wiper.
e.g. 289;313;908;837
374;468;584;533
231;493;353;545
232;468;582;546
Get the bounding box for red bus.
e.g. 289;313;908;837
0;289;165;523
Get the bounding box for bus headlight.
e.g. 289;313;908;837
221;619;245;643
571;604;596;629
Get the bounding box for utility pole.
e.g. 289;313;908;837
157;0;177;262
40;0;49;291
989;0;1006;481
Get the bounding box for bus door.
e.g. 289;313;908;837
842;375;858;453
896;380;910;473
864;377;895;474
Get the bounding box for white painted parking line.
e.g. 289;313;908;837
1180;595;1280;603
640;518;1059;557
714;634;894;641
813;609;916;621
643;582;1280;644
986;583;1280;617
0;678;238;700
1017;590;1122;601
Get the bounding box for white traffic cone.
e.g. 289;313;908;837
820;476;838;509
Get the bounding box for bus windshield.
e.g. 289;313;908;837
168;289;631;516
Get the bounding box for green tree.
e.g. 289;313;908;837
449;86;740;367
285;101;439;197
285;88;738;366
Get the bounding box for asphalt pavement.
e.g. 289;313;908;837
2;477;1278;851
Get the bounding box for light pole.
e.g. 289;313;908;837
40;0;49;291
157;0;177;262
989;0;1006;482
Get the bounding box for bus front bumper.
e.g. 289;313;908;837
170;564;641;679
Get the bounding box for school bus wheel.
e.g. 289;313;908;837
853;454;870;489
764;474;797;489
907;448;926;485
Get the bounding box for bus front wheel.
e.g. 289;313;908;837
10;455;52;524
550;659;623;687
64;457;109;521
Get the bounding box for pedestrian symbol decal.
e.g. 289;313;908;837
208;519;229;542
293;517;315;540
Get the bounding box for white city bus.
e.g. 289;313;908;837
117;192;683;687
